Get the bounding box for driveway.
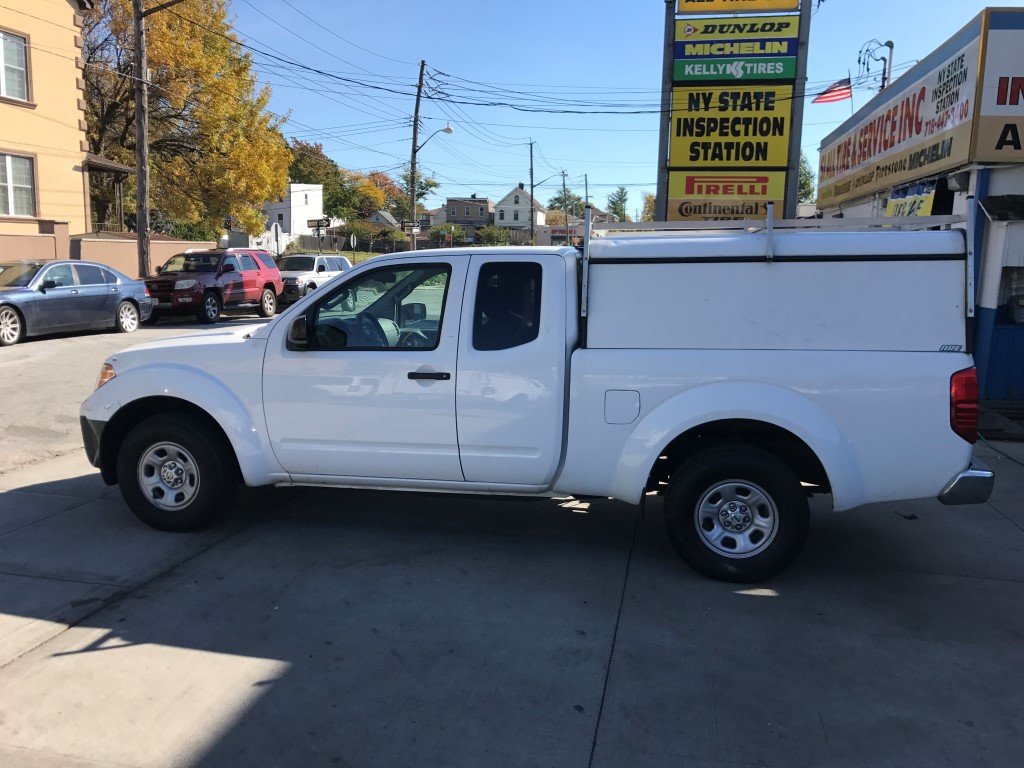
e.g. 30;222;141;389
1;327;1023;767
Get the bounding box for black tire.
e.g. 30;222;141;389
116;413;235;531
664;446;809;583
197;292;221;324
115;301;139;333
257;287;277;318
0;305;25;346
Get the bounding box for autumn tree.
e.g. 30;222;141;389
607;186;630;222
83;0;290;234
641;192;656;222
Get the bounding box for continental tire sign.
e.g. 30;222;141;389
667;171;786;221
678;0;798;12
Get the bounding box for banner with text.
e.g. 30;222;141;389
885;183;936;217
678;0;799;13
674;15;799;82
974;22;1024;163
667;171;786;220
670;85;793;168
818;37;979;207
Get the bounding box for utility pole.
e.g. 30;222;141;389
584;174;589;206
132;0;185;279
561;170;569;246
529;139;535;245
408;59;426;252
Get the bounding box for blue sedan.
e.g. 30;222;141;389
0;260;153;347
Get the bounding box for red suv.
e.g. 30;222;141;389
144;248;283;324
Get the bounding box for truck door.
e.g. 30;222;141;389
262;258;466;481
456;255;567;487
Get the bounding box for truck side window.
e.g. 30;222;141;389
473;262;542;351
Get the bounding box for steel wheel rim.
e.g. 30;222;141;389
119;303;138;332
137;441;201;512
0;308;19;344
262;291;275;314
203;296;219;319
694;479;779;559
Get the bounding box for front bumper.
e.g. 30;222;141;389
938;460;995;505
281;283;305;302
147;289;203;313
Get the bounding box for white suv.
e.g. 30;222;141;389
277;254;351;304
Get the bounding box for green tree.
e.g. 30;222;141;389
798;151;816;205
288;139;359;220
475;225;509;246
84;0;290;234
607;186;630;222
429;224;466;245
395;167;442;223
641;192;656;222
547;188;585;218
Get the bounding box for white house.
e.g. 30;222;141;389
494;184;546;230
262;183;328;236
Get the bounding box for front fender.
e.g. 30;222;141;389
610;381;864;509
81;363;286;487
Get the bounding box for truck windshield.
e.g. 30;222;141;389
278;256;315;272
160;253;219;274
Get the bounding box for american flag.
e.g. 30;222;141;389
812;77;853;104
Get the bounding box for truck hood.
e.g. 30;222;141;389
107;323;267;369
279;269;316;280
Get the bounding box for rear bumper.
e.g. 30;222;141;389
938;460;994;505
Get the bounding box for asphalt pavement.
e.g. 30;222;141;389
1;325;1023;767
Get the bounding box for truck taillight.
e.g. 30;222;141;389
950;367;979;444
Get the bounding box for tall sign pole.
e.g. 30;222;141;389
784;0;813;218
655;0;675;221
132;0;150;278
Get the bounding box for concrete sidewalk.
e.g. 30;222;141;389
0;445;1022;768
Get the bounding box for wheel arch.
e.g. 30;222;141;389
608;381;864;509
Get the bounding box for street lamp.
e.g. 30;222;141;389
408;122;453;251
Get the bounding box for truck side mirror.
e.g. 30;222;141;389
401;302;426;323
222;263;236;273
287;315;309;351
317;264;326;273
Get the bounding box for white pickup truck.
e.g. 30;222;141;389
80;216;994;582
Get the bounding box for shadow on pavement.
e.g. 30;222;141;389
1;468;1023;768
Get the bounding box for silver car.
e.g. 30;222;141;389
0;260;153;346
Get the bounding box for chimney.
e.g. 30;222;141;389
519;182;525;190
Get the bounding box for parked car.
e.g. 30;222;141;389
277;253;351;304
0;260;152;347
144;248;282;324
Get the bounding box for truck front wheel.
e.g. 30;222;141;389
664;446;809;583
116;414;235;531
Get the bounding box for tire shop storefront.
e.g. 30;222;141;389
816;8;1024;399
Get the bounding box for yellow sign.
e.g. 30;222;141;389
667;171;786;221
670;85;792;168
885;184;936;217
676;16;799;42
678;0;799;13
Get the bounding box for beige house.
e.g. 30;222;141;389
0;0;93;261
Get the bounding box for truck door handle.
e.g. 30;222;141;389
408;371;451;381
70;289;79;295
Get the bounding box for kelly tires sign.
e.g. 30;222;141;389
674;15;800;83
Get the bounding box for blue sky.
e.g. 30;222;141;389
232;0;1024;213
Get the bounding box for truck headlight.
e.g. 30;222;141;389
174;279;198;290
95;363;116;389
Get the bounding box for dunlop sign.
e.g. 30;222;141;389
678;0;799;13
670;85;792;167
674;15;800;82
667;171;786;221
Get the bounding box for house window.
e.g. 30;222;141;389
0;153;35;216
499;209;505;221
277;213;284;222
450;206;455;216
479;206;485;216
465;206;470;215
514;195;520;205
304;193;308;205
0;31;28;101
514;210;519;221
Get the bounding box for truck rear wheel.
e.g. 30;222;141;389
116;414;235;531
197;292;221;324
664;446;809;583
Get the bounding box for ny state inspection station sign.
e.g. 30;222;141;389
674;15;800;83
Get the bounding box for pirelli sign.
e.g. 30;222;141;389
667;171;786;221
